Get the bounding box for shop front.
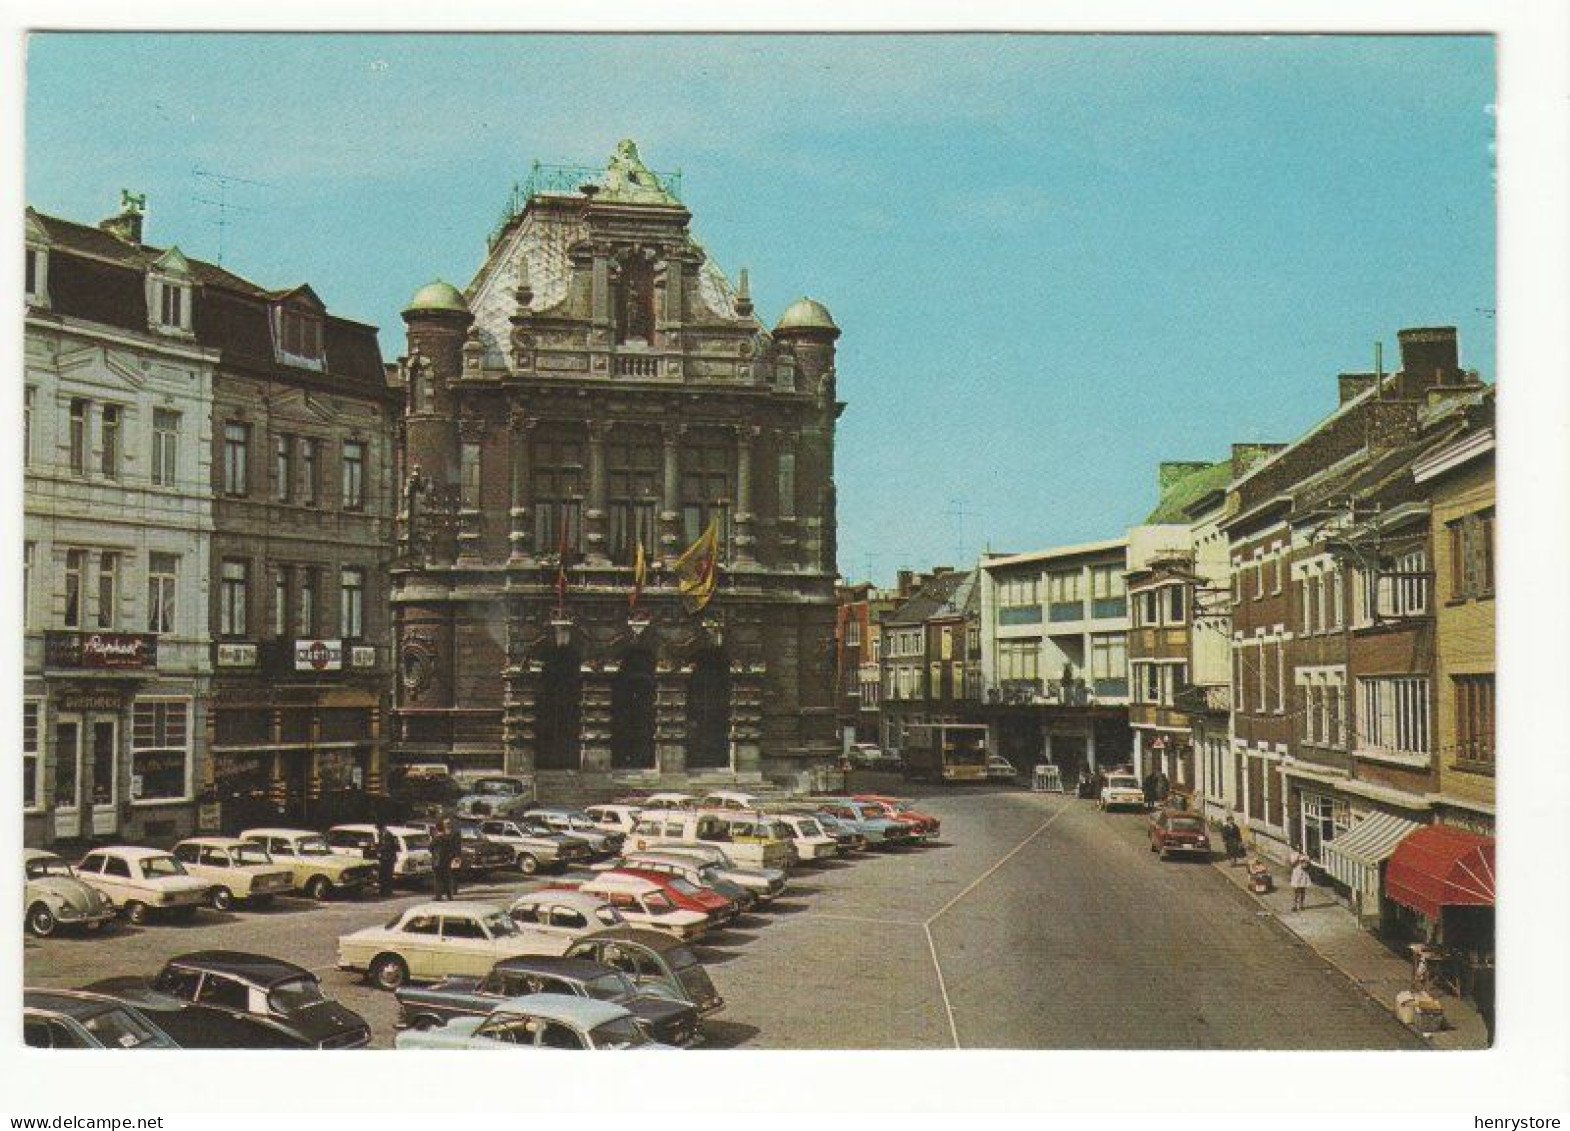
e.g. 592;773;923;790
1383;824;1497;1018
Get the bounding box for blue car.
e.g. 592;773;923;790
394;993;672;1050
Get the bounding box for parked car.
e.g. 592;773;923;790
612;867;737;925
801;811;867;855
770;812;839;863
78;979;322;1048
24;988;180;1049
645;843;788;903
326;824;434;885
338;900;574;990
1099;773;1146;812
987;755;1019;782
847;743;902;771
405;819;514;878
24;849;116;937
74;847;210;925
394;993;671;1050
697;790;762;813
465;816;589;875
455;792;536;819
134;951;370;1048
568;873;709;940
619;851;756;912
626;808;793;871
527;807;623;858
395;955;701;1046
239;828;377;901
508;890;628;939
814;800;915;847
566;926;725;1015
171;838;294;911
584;803;643;838
451;772;534;801
1149;811;1213;860
641;792;699;811
852;795;941;839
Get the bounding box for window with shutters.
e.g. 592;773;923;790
1448;509;1495;600
1453;674;1495;768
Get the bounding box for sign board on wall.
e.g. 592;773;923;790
350;645;377;669
45;631;158;670
295;639;344;672
215;642;259;668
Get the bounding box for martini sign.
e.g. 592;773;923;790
294;638;344;673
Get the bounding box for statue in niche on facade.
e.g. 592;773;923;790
400;465;429;557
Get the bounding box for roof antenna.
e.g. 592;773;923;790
192;167;271;265
1374;340;1384;402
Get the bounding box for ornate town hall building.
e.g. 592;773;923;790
391;142;842;795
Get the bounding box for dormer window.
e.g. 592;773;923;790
146;245;194;336
276;307;321;361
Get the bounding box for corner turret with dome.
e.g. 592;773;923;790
390;138;843;800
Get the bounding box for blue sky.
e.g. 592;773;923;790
25;34;1495;585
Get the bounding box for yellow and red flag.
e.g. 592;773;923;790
674;518;720;614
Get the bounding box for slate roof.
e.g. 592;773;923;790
883;569;971;627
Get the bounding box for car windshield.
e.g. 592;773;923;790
481;912;519;938
232;845;272;866
664;945;700;971
296;837;333;856
477;780;522;795
665;877;702;896
82;1007;161;1049
593;905;626;926
563;816;596;831
587;1015;649;1049
642;892;675;914
1110;776;1140;790
401;834;432;851
268;977;327;1014
794;819;824;837
26;857;73;880
139;856;186;878
582;972;635;1001
1170;817;1206;831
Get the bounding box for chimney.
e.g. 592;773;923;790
99;190;146;245
896;569;915;597
1158;461;1211;494
1337;372;1378;405
1231;442;1284;479
1397;326;1460;392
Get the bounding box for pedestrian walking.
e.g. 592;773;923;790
1152;770;1171;805
1289;850;1312;911
432;819;458;901
1141;771;1158;809
1221;814;1245;866
375;823;398;897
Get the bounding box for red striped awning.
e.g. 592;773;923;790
1385;824;1496;920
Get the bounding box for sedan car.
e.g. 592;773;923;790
566;926;724;1015
24;989;178;1049
1149;811;1213;859
612;867;737;925
618;852;756;912
171;838;294;910
771;812;839;863
138;951;370;1048
802;811;867;855
240;828;377;901
645;844;787;903
465;816;588;874
338;900;573;990
528;807;622;859
568;874;709;940
326;825;434;885
1100;773;1147;812
406;819;514;878
394;994;670;1050
815;800;915;847
507;890;628;939
395;955;701;1046
74;847;210;925
851;795;941;839
24;849;116;937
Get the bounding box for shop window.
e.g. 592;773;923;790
132;700;190;802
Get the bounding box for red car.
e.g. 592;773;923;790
1149;811;1212;860
611;868;738;925
852;795;941;839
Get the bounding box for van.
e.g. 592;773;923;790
626;809;792;871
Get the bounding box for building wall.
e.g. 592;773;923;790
23;312;216;848
1227;520;1292;855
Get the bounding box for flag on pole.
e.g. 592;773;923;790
674;517;720;614
629;539;647;610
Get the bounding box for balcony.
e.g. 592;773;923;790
1174;683;1231;716
613;354;661;378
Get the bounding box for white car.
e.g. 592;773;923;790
1099;774;1146;812
640;844;788;903
572;873;709;941
626;809;792;871
171;838;295;910
584;804;643;837
772;813;839;863
641;792;699;811
338;900;574;990
698;790;762;813
240;828;378;900
74;847;210;925
507;890;628;939
326;825;434;882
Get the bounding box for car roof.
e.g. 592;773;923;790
239;828;323;839
489;993;627;1028
578;925;690;953
333;824;424;835
512;889;609;910
164;951;314;986
24;988;131;1019
175;837;254;849
23;848;61;862
84;845;170;859
624;852;700;868
584;872;660;892
490;956;614;981
401;900;503;918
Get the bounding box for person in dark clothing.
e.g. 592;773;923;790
431;819;458;901
1141;772;1158;809
1221;813;1245;866
376;823;398;897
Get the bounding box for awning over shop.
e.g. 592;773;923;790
1386;825;1496;920
1323;811;1424;893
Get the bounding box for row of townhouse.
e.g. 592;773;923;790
24;194;397;850
876;569;982;758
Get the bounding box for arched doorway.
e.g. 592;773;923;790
685;650;731;770
610;651;657;770
535;646;582;771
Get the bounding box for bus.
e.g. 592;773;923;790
902;722;991;783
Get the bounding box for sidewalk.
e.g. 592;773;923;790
1213;854;1489;1050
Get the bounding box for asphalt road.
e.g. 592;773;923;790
24;788;1421;1050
